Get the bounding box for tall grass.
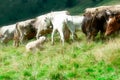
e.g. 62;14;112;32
0;31;120;80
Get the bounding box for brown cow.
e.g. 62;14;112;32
81;9;111;41
105;13;120;36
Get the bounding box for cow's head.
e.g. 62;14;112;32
105;14;120;36
91;9;113;23
44;16;53;29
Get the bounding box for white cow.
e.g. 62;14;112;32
0;24;16;44
45;14;84;45
26;36;46;52
34;10;69;39
66;15;84;31
65;15;84;40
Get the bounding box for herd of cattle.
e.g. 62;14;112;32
0;5;120;52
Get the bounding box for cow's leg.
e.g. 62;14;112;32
19;29;24;44
91;35;95;41
15;39;19;47
73;29;78;39
1;35;7;43
87;32;92;42
100;30;105;40
36;29;40;39
13;40;16;47
20;33;24;44
51;28;56;45
15;29;20;47
67;23;75;41
13;36;19;47
20;36;23;44
70;30;76;41
16;37;20;47
58;28;64;46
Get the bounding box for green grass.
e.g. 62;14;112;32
0;31;120;80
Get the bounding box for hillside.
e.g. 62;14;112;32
68;0;120;14
0;0;120;80
1;0;119;26
0;0;79;26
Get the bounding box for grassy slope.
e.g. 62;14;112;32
69;0;120;15
0;0;76;26
1;0;120;80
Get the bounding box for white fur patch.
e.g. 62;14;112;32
107;18;112;24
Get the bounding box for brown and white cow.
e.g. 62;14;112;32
13;19;36;47
32;15;52;39
0;24;16;44
105;13;120;36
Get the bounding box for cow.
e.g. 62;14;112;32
81;9;112;41
32;15;53;39
14;19;36;47
25;36;46;52
0;24;16;44
33;10;69;39
45;13;84;45
105;13;120;36
81;12;93;37
63;15;84;40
